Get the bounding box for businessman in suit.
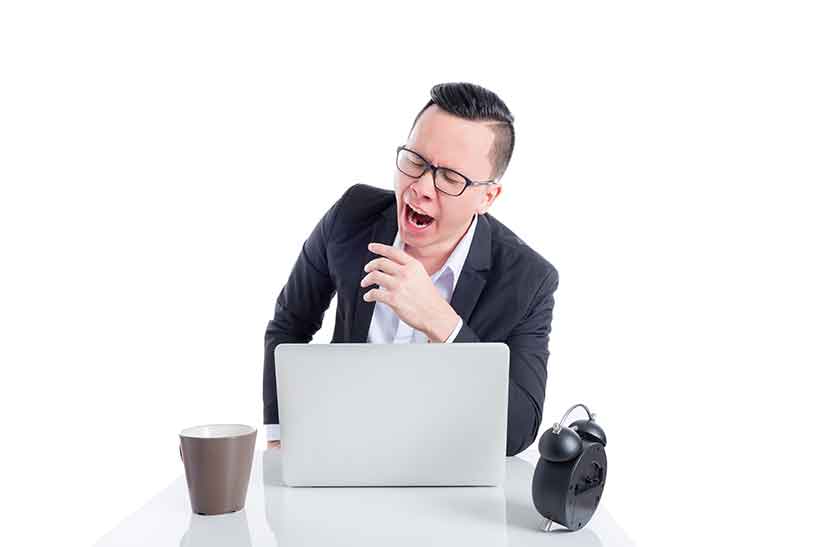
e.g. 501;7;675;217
263;82;559;456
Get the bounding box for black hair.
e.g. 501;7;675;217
409;82;515;180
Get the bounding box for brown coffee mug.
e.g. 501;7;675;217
179;424;257;515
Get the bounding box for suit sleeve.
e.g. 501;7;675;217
262;191;347;426
453;267;559;456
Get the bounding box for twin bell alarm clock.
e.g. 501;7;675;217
531;403;608;532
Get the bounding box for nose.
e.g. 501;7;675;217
409;169;437;202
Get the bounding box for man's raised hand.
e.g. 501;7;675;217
361;242;460;343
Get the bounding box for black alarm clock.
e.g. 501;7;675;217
531;403;608;532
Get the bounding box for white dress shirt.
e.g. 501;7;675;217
266;214;479;441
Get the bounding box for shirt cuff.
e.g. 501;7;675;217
265;423;281;441
444;317;463;343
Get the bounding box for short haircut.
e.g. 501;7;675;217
409;82;515;180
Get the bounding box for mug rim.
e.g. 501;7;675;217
179;424;257;439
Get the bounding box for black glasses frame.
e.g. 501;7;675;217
395;145;496;197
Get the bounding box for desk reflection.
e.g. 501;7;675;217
179;510;252;547
176;451;603;547
262;450;507;547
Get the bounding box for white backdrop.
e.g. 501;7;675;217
1;1;818;545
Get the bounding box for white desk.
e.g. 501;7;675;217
96;449;633;546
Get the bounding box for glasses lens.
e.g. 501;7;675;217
435;168;468;196
397;148;427;178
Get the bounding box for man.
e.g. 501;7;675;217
263;82;559;456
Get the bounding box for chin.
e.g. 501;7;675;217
401;227;434;248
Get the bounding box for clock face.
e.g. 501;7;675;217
565;443;607;530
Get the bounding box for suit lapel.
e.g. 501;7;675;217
449;213;492;324
350;203;398;342
450;270;487;323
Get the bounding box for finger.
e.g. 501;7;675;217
364;257;401;275
368;242;410;265
363;287;392;305
360;270;396;289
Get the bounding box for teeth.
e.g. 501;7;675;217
408;207;431;228
407;203;432;218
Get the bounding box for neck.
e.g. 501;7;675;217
405;246;450;276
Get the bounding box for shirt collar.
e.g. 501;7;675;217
392;214;479;287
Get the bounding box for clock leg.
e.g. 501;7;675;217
541;518;554;533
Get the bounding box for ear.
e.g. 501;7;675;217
477;184;503;215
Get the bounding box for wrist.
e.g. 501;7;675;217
426;306;460;343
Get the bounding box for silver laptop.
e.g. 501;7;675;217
275;343;509;487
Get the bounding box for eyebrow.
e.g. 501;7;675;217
405;146;472;178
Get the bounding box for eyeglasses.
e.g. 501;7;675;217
395;146;496;197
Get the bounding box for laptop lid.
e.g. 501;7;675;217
275;343;509;487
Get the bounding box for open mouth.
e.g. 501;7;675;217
405;203;435;229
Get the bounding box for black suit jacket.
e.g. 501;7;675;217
263;183;559;456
